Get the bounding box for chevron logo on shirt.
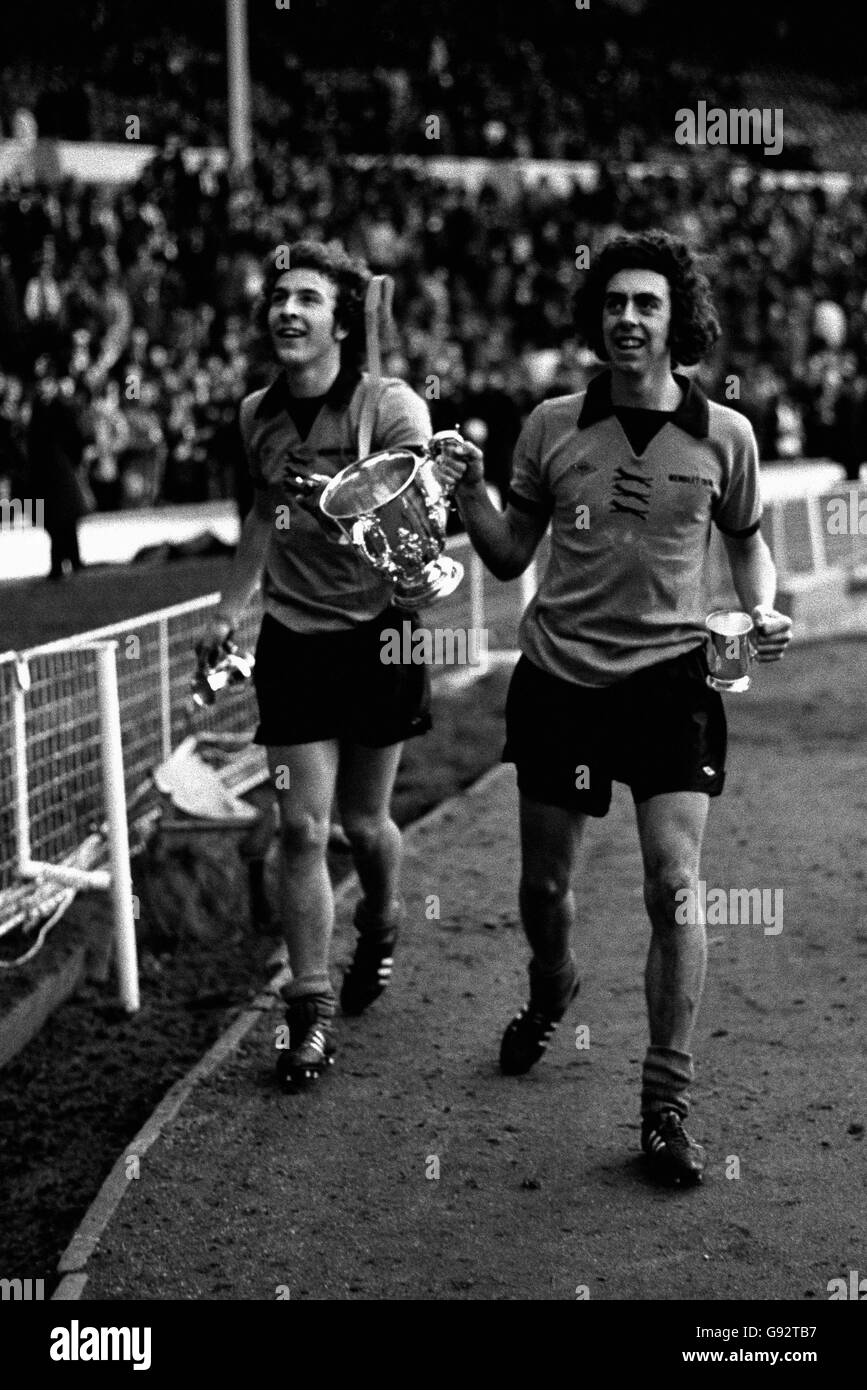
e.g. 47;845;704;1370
610;465;652;520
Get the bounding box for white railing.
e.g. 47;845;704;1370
0;595;263;906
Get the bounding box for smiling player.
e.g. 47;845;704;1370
440;231;793;1184
197;241;432;1091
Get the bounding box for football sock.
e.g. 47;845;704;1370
641;1045;693;1120
528;950;578;1012
281;975;336;1005
355;896;404;937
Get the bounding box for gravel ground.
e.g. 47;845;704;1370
0;665;513;1290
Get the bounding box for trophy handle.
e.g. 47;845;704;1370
426;429;465;500
350;515;397;578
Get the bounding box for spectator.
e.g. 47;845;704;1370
85;377;129;511
85;250;133;387
0;372;30;500
26;359;89;579
0;251;26;369
4;120;867;516
22;238;65;360
120;378;166;507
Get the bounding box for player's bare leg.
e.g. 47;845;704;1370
500;797;586;1074
517;796;587;964
336;741;406;1014
268;740;340;1088
337;741;404;918
269;740;340;977
637;790;709;1051
635;790;709;1182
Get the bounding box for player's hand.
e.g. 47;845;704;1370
751;606;792;661
282;472;337;524
281;472;350;542
434;439;485;491
283;472;330;502
195;614;235;670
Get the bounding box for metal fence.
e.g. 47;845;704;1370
0;597;261;904
0;534;527;910
1;487;865;927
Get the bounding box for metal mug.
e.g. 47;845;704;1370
318;429;465;609
705;610;756;693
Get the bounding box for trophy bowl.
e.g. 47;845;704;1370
319;431;465;609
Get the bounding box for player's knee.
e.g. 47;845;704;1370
644;862;697;915
341;812;392;857
520;873;571;909
278;811;330;860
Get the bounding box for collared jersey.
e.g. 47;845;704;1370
508;370;762;687
240;368;432;632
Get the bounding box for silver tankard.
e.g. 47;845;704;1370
318;429;465;609
705;609;756;692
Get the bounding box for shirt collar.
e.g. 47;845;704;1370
254;364;362;420
577;369;709;440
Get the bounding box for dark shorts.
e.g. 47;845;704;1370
502;646;727;815
253;607;432;748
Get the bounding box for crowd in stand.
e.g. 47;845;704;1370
0;8;751;164
3;142;867;532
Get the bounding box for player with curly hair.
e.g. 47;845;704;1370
440;230;793;1185
571;229;723;369
197;241;433;1091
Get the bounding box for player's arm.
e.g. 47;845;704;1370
197;488;274;658
439;441;547;580
715;416;792;661
217;486;275;625
722;530;792;660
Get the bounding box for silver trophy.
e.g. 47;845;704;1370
319;429;465;609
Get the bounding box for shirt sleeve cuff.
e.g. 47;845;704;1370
715;515;762;539
507;487;550;517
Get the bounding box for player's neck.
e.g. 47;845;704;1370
283;353;342;399
610;366;682;412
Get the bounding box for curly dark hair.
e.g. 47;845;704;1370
572;231;721;368
254;240;372;370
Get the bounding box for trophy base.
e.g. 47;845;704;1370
393;557;464;610
706;674;751;693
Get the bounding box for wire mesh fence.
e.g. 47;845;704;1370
0;596;262;902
